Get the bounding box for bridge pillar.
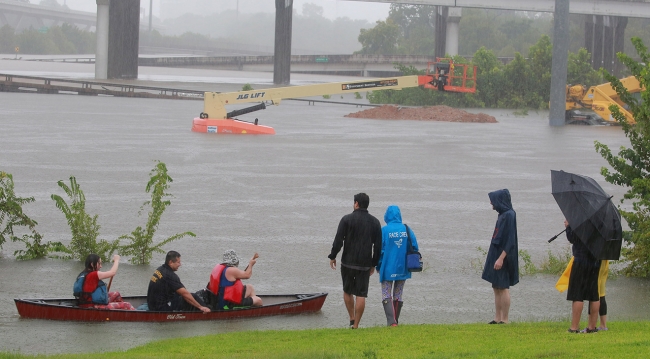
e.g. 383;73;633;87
585;15;628;76
549;0;570;127
107;0;140;79
613;17;628;76
445;8;462;56
434;6;447;58
273;0;293;85
593;16;604;69
95;0;109;80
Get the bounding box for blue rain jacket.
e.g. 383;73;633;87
482;189;519;288
377;205;419;282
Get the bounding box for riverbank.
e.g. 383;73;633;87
1;321;648;358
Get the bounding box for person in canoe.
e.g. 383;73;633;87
73;254;136;310
147;251;211;313
205;249;263;310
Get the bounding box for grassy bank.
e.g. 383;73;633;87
2;321;649;358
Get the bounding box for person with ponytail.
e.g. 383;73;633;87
73;254;135;310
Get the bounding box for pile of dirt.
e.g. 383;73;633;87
345;105;497;123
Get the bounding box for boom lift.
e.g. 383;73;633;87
192;58;477;134
565;76;642;125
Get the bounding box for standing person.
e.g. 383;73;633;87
377;205;418;327
565;220;601;333
482;189;519;324
147;251;211;313
328;193;382;329
73;254;135;310
206;249;263;310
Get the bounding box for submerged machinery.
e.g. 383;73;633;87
192;58;478;134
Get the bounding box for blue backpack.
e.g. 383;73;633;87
73;271;108;305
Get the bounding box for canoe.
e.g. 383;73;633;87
14;293;327;322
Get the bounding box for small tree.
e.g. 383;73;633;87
119;161;195;265
1;171;64;259
594;37;650;277
51;176;119;261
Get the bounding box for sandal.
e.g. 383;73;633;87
567;328;580;333
581;327;598;334
488;320;498;324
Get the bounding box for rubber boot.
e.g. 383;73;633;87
382;299;397;326
394;300;403;324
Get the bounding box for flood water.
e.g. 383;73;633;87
1;62;650;355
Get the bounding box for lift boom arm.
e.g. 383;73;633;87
202;59;477;120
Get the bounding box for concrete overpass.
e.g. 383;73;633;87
0;0;96;31
348;0;650;57
348;0;650;18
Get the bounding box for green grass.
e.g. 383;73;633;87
2;321;650;358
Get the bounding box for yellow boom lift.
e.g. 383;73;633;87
192;58;477;134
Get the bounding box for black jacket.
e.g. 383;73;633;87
328;208;382;269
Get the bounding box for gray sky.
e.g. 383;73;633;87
50;0;391;22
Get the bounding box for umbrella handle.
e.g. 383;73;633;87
548;228;567;243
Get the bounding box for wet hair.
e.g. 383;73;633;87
354;193;370;209
84;254;101;272
165;250;181;265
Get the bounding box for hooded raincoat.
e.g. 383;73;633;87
482;189;519;288
377;205;418;282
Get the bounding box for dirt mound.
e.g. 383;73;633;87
345;105;497;123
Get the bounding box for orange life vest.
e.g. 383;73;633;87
207;264;244;305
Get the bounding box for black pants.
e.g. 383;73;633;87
170;292;207;311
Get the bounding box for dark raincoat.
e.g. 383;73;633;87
481;189;519;288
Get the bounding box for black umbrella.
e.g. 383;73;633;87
551;170;623;260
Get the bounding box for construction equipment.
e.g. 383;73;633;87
192;58;477;134
565;76;642;125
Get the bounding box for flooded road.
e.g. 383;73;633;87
1;65;649;354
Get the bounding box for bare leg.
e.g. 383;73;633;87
244;284;263;306
353;296;366;329
492;288;502;323
343;292;355;324
493;288;511;323
571;301;584;331
588;301;600;330
500;289;511;323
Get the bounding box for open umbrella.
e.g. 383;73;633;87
551;170;622;260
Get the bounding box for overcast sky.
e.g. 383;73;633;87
49;0;391;22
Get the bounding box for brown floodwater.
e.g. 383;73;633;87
0;66;649;355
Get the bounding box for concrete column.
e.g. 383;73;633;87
107;0;141;79
95;0;110;80
584;15;594;58
603;16;614;73
445;7;462;56
273;0;293;85
593;15;604;69
549;0;570;127
613;17;628;77
435;6;448;58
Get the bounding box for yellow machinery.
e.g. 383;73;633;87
192;58;477;134
565;76;642;125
